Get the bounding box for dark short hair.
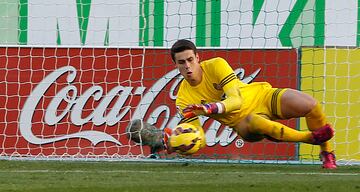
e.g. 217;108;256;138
170;39;197;62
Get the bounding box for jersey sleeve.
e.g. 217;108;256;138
209;57;243;112
208;57;238;85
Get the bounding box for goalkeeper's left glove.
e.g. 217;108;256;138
183;103;224;119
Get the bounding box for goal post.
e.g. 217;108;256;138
0;0;359;165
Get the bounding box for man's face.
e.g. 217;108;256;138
173;49;202;86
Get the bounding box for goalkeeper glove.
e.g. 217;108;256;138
161;127;173;154
183;103;224;118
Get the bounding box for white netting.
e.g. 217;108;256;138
0;0;359;164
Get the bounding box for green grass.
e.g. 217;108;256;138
0;160;359;192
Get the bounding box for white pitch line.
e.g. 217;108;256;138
0;170;358;176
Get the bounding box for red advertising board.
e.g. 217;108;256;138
0;47;298;160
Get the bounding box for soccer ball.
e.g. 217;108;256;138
169;123;205;155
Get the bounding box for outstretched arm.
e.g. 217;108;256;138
183;80;243;118
220;79;243;112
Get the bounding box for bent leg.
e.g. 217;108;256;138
247;114;314;143
233;114;314;143
233;114;264;142
305;102;333;152
280;89;316;118
280;89;333;152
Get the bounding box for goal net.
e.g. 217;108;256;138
0;0;359;164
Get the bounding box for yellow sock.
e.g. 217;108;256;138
248;114;313;143
305;103;333;152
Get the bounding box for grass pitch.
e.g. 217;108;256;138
0;160;359;192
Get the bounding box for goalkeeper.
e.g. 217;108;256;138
166;39;336;169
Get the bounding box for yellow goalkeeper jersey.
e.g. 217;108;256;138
176;57;273;128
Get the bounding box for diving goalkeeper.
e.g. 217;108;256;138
171;39;336;169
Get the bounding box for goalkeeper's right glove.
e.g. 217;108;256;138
183;103;224;118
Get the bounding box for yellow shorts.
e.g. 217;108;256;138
210;82;288;127
252;87;287;120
